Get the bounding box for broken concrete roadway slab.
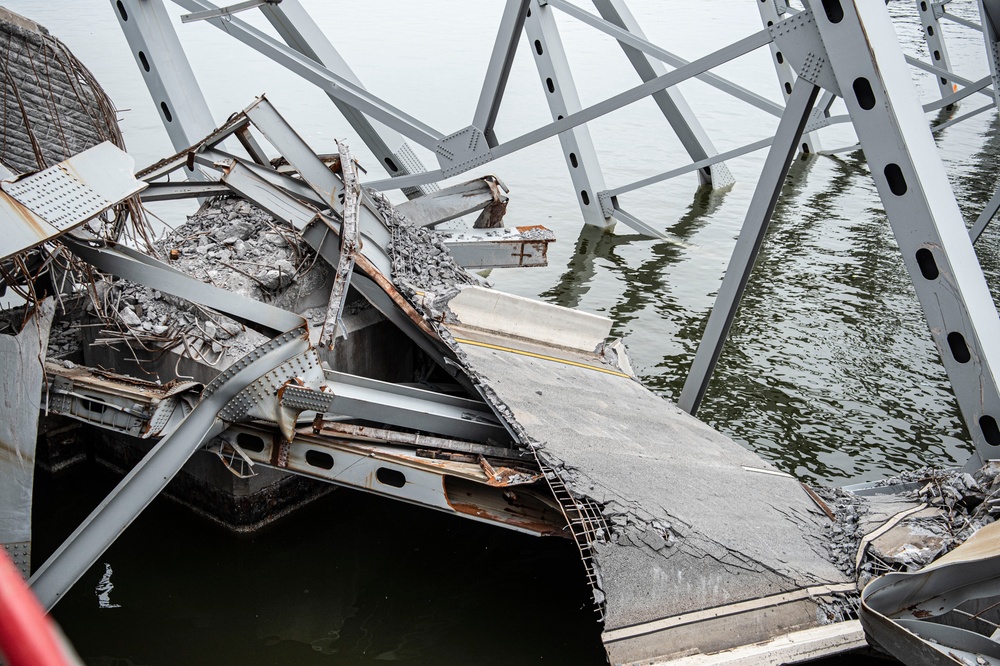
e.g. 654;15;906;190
445;320;850;663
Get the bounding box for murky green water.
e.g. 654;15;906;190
34;466;607;665
10;0;1000;663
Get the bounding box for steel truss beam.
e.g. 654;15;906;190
524;0;614;229
756;0;822;154
258;0;438;197
170;0;446;152
591;0;734;190
916;0;960;104
905;54;995;102
123;0;1000;240
678;78;819;414
973;0;1000;242
131;0;769;232
813;0;1000;469
544;0;784;118
30;327;311;611
680;2;1000;468
977;0;1000;80
475;0;531;149
363;28;773;198
113;0;217;155
942;9;981;32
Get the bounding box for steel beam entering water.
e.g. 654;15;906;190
30;327;311;610
678;78;819;415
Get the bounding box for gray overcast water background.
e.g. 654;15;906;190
9;0;1000;663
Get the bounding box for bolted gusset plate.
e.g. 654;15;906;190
769;9;840;96
219;346;325;427
435;126;493;178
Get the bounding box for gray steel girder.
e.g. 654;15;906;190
917;0;960;103
591;0;734;189
524;0;614;229
394;177;508;228
319;140;361;349
168;0;444;152
677;78;819;415
258;0;438;197
113;0;217;156
756;0;823;154
474;0;531;149
813;0;1000;469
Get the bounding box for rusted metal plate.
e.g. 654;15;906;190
213;423;563;536
439;225;554;269
0;142;145;262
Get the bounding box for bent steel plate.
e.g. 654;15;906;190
0;142;145;261
860;520;1000;665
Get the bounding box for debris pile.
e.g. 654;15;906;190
94;189;488;364
823;463;1000;585
46;318;83;360
375;193;478;301
873;464;998;541
96;195;329;361
819;486;867;576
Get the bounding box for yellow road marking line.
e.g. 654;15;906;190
453;337;630;378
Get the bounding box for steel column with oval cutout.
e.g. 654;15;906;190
917;0;959;104
524;0;614;229
814;0;1000;470
113;0;217;154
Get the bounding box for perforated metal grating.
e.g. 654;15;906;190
4;164;110;230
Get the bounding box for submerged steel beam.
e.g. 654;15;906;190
971;186;1000;243
30;327;311;610
678;78;819;415
814;0;1000;470
916;0;959;105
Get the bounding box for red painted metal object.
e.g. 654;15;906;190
0;549;74;666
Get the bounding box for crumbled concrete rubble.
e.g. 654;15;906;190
46;318;83;359
822;464;1000;588
373;192;478;313
816;485;868;576
97;196;330;361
